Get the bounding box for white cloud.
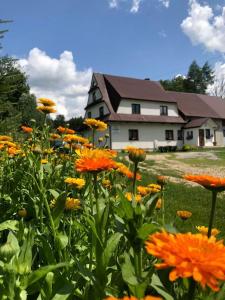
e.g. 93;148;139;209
19;48;92;119
181;0;225;53
108;0;169;13
159;0;170;8
130;0;142;13
207;62;225;98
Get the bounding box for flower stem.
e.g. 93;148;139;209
132;162;138;195
208;191;218;238
187;279;196;300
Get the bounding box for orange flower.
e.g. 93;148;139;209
137;186;150;196
57;126;75;134
37;106;56;114
126;146;146;163
184;174;225;192
21;126;33;133
196;226;220;237
145;231;225;291
64;177;85;189
148;184;161;194
125;192;142;203
38;98;56;106
155;198;162;210
177;210;192;220
157;175;167;186
50;133;60;139
75;149;116;173
65;197;81;210
0;135;12;141
63;134;89;144
116;162;141;180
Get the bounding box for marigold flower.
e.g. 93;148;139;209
63;134;89;144
146;231;225;291
21;126;33;133
38;98;56;106
184;174;225;192
41;159;48;164
7;147;21;156
98;137;104;142
116;162;141;180
157;175;167;186
177;210;192;220
64;177;85;189
84;118;107;131
0;141;17;148
0;135;12;141
37;106;56;114
148;184;161;194
65;197;81;210
137;185;150;196
156;198;162;210
196;226;220;237
50;133;60;139
57;126;75;134
50;199;56;209
126;146;146;163
125;192;142;203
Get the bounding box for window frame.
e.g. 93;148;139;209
186;131;193;140
131;103;141;115
99;106;104;117
129;129;139;141
165;130;174;141
87;111;92;118
160;105;168;116
205;129;211;139
177;130;183;141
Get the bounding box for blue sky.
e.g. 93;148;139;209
1;0;225;118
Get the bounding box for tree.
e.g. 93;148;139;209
0;19;11;49
52;114;66;128
160;61;214;94
67;116;84;131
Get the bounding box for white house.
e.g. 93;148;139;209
84;73;225;150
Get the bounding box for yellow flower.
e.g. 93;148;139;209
44;148;54;154
156;198;162;210
50;133;61;139
0;135;12;141
65;197;81;210
83;118;107;131
50;199;56;209
196;226;220;236
98;137;104;142
63;134;89;144
37;106;56;114
102;179;112;189
125;192;142;203
64;178;85;189
38;98;56;106
17;208;27;218
126;146;146;163
41;159;48;164
148;184;161;194
177;210;192;220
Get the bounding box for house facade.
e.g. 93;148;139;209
84;73;225;150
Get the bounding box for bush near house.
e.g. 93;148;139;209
0;106;225;300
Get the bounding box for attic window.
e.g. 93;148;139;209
99;106;104;117
132;104;140;114
93;91;97;102
160;105;168;116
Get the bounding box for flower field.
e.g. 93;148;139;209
0;99;225;300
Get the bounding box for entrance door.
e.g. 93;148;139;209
199;129;205;146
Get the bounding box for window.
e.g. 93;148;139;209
223;130;225;137
129;129;139;141
177;130;183;140
160;105;168;116
87;111;92;118
93;91;97;102
222;120;225;126
99;106;104;117
186;131;193;140
205;129;211;139
132;104;140;114
165;130;174;140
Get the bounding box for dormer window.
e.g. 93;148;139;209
99;106;104;117
132;104;140;114
93;91;97;102
160;105;168;116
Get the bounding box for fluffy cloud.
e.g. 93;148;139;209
181;0;225;53
130;0;142;13
19;48;92;119
207;62;225;98
159;0;170;8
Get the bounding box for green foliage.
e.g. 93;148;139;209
160;60;214;94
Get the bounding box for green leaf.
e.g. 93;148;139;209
137;223;158;240
52;192;67;229
0;220;19;231
48;189;59;199
118;190;133;220
85;216;103;247
103;233;122;268
146;193;160;217
121;253;138;286
151;274;174;300
56;233;68;250
26;263;68;287
51;282;74;300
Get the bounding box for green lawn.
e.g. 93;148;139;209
140;169;225;238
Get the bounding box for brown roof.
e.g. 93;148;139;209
103;74;176;103
183;118;209;129
104;113;185;124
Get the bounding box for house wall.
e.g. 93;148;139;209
85;102;109;119
110;122;183;150
183;129;199;146
117;99;179;117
